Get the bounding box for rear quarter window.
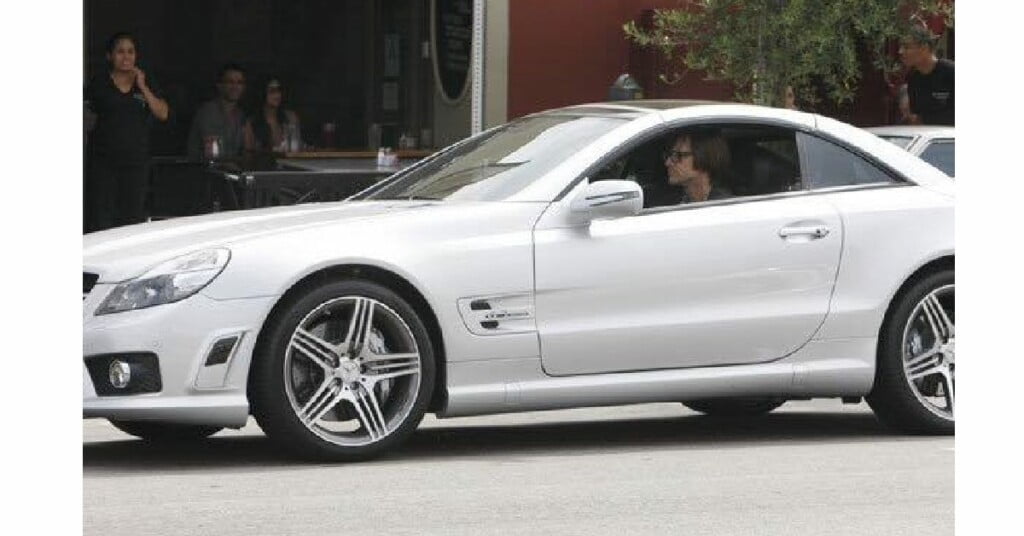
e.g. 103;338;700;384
798;133;895;189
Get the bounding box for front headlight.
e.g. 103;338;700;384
96;248;231;315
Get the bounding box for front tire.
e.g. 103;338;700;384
867;269;954;434
250;279;436;461
109;420;222;441
682;397;786;416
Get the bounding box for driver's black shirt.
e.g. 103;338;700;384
680;185;733;204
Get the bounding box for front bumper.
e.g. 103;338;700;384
83;283;277;427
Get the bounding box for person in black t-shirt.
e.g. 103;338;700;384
899;24;954;126
84;32;169;233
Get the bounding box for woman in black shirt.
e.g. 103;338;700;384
85;32;168;232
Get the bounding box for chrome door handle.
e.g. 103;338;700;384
779;225;830;239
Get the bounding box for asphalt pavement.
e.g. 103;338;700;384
83;399;953;536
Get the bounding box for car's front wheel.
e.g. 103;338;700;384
250;279;436;461
109;420;222;441
867;269;954;434
682;397;786;416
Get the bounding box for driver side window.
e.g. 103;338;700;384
590;124;803;209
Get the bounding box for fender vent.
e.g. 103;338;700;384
470;299;492;311
457;294;536;336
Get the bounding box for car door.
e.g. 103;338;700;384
533;124;843;376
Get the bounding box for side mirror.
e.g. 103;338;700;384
570;180;643;221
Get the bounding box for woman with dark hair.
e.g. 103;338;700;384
244;77;301;153
85;32;169;232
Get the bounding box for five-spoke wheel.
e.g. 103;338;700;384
902;285;955;419
251;279;435;460
868;269;954;434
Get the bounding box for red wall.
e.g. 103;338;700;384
507;1;894;126
507;0;732;119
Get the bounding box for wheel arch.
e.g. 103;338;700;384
877;254;954;350
247;263;448;413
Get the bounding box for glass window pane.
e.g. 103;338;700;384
919;141;955;177
363;114;627;201
799;133;894;189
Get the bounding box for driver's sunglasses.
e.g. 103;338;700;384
664;150;693;163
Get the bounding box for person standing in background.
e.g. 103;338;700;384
244;77;301;153
899;23;954;125
782;86;799;111
85;32;169;232
187;63;247;160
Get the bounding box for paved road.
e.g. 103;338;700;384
83;400;952;536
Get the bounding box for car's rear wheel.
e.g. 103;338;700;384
250;279;435;461
109;420;222;441
682;397;786;416
867;269;954;434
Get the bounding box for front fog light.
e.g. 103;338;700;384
86;353;162;396
109;360;131;389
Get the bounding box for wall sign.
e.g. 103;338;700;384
431;0;473;104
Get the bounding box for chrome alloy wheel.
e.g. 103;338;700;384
283;296;422;447
901;284;955;419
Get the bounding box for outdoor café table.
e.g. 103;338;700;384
146;150;430;218
233;149;429;208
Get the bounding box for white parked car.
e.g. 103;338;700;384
867;125;955;177
84;101;954;460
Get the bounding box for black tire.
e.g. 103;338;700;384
250;278;436;461
109;420;222;441
682;397;786;416
866;269;954;434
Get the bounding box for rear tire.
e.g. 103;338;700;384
109;420;222;441
682;397;786;416
866;269;954;434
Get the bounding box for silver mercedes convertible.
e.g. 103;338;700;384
84;101;954;460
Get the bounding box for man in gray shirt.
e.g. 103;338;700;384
186;63;246;160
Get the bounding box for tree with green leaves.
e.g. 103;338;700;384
624;0;954;107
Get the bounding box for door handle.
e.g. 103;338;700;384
779;225;830;239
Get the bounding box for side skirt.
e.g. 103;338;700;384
437;337;876;418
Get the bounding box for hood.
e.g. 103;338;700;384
83;200;442;282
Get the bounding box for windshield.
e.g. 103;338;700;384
359;114;628;201
877;135;915;149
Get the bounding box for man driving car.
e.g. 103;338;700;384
664;129;733;203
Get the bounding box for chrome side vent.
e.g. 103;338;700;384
457;294;536;335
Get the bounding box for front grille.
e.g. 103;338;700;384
84;272;98;298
